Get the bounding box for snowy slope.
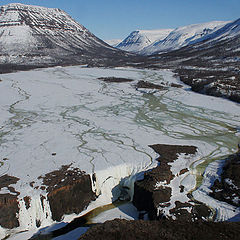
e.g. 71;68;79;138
195;18;240;44
0;3;129;67
151;18;240;69
104;39;122;47
141;21;229;55
116;29;173;53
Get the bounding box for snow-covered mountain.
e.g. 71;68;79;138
104;39;122;47
155;17;240;64
0;3;130;70
116;29;173;53
195;18;240;44
141;18;240;102
140;21;229;55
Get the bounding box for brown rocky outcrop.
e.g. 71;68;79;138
179;168;189;175
79;219;240;240
23;196;31;210
39;165;96;221
133;144;206;220
0;175;20;229
0;194;19;229
169;200;212;222
133;166;172;219
149;144;197;163
98;77;134;83
136;80;167;90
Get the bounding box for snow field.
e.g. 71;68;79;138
0;66;239;239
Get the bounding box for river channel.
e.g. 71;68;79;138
0;66;239;239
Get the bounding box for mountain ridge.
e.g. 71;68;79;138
0;3;134;72
140;20;229;55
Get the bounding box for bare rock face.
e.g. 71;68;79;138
0;194;19;229
133;144;211;220
0;175;20;229
0;165;96;231
133;167;172;219
39;165;96;221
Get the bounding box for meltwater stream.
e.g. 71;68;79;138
0;66;239;239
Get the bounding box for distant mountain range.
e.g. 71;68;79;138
145;18;240;103
141;21;228;55
0;3;239;87
0;3;133;72
115;21;231;55
151;17;240;66
118;18;239;103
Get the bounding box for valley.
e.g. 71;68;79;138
0;66;239;239
0;2;239;240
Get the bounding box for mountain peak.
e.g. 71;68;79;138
0;3;85;34
0;3;130;69
116;28;173;53
1;3;59;11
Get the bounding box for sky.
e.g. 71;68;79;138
0;0;239;40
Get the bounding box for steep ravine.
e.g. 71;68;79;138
29;144;240;239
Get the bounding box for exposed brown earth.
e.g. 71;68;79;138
170;82;183;88
98;77;134;83
136;80;167;90
0;174;19;190
79;219;240;240
211;149;240;207
23;196;31;210
179;168;188;175
168;200;211;222
0;165;96;230
0;64;56;74
0;194;19;229
133;144;212;221
38;165;96;221
0;175;20;228
150;144;197;163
